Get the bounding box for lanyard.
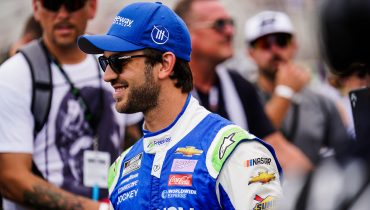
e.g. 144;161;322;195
40;40;103;150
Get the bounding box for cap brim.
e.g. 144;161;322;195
78;34;144;54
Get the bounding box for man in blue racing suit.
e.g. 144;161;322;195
78;2;283;209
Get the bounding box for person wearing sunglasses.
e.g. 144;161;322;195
246;11;349;168
78;2;283;209
175;0;315;176
0;1;143;210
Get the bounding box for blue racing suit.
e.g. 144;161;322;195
108;95;283;210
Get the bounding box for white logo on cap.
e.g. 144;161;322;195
113;16;134;27
151;25;169;45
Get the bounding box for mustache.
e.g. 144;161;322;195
271;54;284;63
54;21;75;29
111;80;129;88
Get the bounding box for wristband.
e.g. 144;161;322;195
99;203;109;210
275;85;295;100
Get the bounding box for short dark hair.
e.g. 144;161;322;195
143;48;193;93
174;0;216;25
173;0;194;24
24;15;42;39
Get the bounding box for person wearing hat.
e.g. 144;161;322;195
246;11;349;166
0;1;143;210
174;0;313;176
78;2;283;209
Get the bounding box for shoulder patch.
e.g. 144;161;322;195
206;125;255;178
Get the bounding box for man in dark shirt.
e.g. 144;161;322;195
174;0;313;174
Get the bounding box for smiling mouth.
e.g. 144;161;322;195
113;83;128;90
112;83;129;98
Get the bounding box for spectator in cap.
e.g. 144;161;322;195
278;0;370;207
0;0;142;209
246;10;349;166
78;2;283;209
175;0;313;175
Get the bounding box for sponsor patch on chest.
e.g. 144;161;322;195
168;174;192;186
122;153;143;176
171;159;198;172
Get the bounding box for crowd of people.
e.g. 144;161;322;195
0;0;368;209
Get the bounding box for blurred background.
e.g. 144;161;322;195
0;0;323;82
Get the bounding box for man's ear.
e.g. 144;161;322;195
248;47;256;60
33;0;41;21
158;52;176;79
87;0;98;19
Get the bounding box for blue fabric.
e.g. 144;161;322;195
110;114;228;209
78;2;191;61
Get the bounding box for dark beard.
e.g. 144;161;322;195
116;64;160;113
261;54;284;81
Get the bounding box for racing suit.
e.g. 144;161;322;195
108;95;283;210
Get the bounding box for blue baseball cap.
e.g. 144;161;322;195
78;2;191;61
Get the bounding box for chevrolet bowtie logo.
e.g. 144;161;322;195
248;171;276;185
175;146;203;157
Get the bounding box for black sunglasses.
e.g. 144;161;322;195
98;54;147;74
193;18;234;33
40;0;87;12
211;18;234;33
252;33;292;50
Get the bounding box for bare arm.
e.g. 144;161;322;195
264;132;314;175
265;95;292;128
265;62;310;128
0;153;101;210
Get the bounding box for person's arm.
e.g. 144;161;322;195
264;131;313;175
0;153;105;210
265;62;310;128
217;141;283;209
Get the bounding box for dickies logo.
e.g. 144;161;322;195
248;171;276;185
253;194;276;210
168;174;192;186
151;25;169;44
175;146;203;157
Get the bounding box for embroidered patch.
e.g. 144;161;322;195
248;171;276;185
171;159;198;172
168;174;192;186
175;146;203;157
211;127;255;173
151;25;169;44
122;153;143;176
245;157;271;167
253;195;276;210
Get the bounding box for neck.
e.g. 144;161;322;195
190;55;218;94
43;37;87;64
143;89;189;133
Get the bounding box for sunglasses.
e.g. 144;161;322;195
98;54;147;74
193;18;234;33
251;33;292;50
40;0;87;13
211;18;234;33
